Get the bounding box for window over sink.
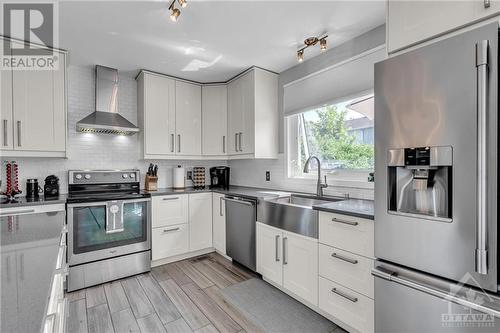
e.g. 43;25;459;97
286;92;374;181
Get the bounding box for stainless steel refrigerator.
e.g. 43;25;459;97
374;22;500;332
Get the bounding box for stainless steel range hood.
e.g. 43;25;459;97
76;65;139;135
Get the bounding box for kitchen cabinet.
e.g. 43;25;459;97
256;222;318;305
152;195;189;228
152;223;189;260
212;192;226;255
189;193;213;251
387;0;500;53
202;85;227;156
227;68;278;158
176;81;202;156
139;72;176;156
1;38;66;157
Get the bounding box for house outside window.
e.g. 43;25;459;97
287;93;374;181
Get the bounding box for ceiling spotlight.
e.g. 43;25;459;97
320;38;327;51
297;50;304;62
170;7;180;21
296;34;328;62
178;0;187;8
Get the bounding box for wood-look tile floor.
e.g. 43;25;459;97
66;252;346;333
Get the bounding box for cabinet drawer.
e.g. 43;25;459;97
319;212;374;258
152;195;188;228
319;276;374;333
152;224;189;261
319;244;374;299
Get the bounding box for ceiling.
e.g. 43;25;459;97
59;1;385;82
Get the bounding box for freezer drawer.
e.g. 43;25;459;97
373;263;500;333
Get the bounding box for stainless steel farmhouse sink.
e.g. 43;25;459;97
259;194;344;238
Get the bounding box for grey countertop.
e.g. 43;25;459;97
145;185;292;200
313;199;374;220
0;194;67;208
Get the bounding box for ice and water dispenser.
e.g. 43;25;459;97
387;146;452;221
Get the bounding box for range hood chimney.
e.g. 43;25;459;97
76;65;139;135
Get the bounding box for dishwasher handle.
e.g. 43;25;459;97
221;197;256;207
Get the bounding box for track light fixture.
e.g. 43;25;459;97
169;0;187;22
296;34;328;62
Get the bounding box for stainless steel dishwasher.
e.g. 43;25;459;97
222;195;257;271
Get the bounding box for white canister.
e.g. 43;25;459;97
173;165;185;189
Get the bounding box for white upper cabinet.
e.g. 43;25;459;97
1;39;66;157
138;73;176;156
227;68;278;158
202;85;227;156
387;0;500;53
175;81;201;156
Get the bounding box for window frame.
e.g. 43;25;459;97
285;90;374;187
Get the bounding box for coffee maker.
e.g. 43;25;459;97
44;175;60;198
209;167;230;190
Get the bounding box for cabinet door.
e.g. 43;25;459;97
175;81;201;156
283;231;318;305
227;78;243;154
387;0;500;53
12;48;65;152
143;74;176;155
152;195;189;228
1;252;17;333
189;193;213;251
152;224;189;260
240;70;255;154
256;222;282;286
212;192;226;254
1;65;13;151
202;85;227;155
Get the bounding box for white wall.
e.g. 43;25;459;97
2;65;226;194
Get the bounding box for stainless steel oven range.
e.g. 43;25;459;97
66;170;151;291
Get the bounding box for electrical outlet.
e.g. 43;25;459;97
187;171;193;180
266;171;270;181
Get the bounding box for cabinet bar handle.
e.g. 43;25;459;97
331;252;358;264
275;235;280;262
222;135;226;154
163;227;180;233
219;197;224;216
238;132;242;152
282;236;288;265
171;134;174;152
17;120;21;147
484;0;491;8
162;197;179;201
331;287;358;303
331;217;358;226
3;120;7;146
235;133;238;151
20;253;25;281
475;40;489;275
178;134;181;153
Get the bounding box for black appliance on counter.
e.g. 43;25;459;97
209;166;230;190
44;175;60;198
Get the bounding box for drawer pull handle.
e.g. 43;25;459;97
331;217;358;226
162;197;179;201
331;252;358;264
331;287;358;303
163;227;180;233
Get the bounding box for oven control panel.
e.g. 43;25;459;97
69;170;140;184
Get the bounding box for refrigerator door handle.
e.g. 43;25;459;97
475;40;489;275
372;267;500;317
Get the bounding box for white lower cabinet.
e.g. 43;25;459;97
189;193;213;251
152;224;189;260
212;192;226;255
319;277;374;333
152;195;189;228
256;222;318;305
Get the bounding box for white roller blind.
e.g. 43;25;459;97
283;48;385;116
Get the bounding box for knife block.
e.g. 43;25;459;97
145;175;158;191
